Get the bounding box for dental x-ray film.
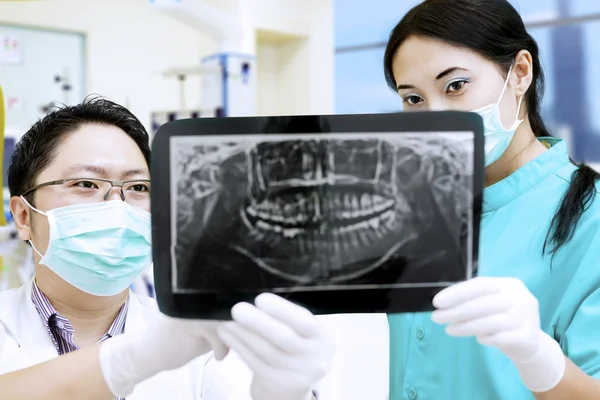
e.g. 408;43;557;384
151;112;484;320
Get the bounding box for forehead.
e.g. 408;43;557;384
392;35;493;84
38;123;149;181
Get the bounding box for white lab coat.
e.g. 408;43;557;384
0;278;254;399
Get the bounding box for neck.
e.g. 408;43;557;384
35;266;128;346
484;120;548;187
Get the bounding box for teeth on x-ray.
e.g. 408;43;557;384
171;132;474;290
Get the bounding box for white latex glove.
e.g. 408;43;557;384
431;276;566;393
99;315;228;398
217;293;335;400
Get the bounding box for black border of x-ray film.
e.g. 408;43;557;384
151;112;484;320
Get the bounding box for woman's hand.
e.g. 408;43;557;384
431;276;566;392
431;276;541;360
217;293;335;400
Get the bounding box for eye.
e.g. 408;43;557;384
403;94;423;106
73;180;99;189
128;182;151;192
446;79;469;94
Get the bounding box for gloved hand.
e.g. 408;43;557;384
99;315;228;398
431;276;566;393
217;293;335;400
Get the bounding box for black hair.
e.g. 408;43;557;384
8;96;151;206
383;0;599;256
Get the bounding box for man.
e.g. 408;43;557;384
0;97;334;399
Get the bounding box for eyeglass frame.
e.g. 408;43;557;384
21;177;152;202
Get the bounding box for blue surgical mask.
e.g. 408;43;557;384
22;197;152;297
471;65;524;166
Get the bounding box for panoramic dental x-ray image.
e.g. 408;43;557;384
150;114;482;317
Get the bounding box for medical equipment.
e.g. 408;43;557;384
39;68;74;114
150;0;256;135
150;52;256;137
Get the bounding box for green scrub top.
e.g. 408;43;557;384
388;138;600;400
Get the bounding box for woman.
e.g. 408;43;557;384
383;0;600;399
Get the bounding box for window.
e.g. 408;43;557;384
510;0;559;23
566;0;600;18
529;20;600;161
512;0;600;22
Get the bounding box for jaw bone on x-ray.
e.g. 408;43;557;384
169;131;475;301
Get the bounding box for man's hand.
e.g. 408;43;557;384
431;276;566;392
99;316;229;398
217;293;335;400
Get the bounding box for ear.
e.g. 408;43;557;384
511;50;534;97
10;196;33;241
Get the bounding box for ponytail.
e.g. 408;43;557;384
543;164;600;255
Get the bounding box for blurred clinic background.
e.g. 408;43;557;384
0;1;598;399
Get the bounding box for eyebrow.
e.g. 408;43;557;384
396;67;470;90
63;164;149;179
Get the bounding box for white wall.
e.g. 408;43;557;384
256;41;281;115
251;0;335;115
0;0;334;130
256;35;312;116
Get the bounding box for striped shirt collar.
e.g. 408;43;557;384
31;279;129;351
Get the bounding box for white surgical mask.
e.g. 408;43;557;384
471;65;524;166
22;197;152;297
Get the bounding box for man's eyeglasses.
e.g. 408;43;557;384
22;178;151;206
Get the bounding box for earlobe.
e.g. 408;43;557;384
10;196;32;241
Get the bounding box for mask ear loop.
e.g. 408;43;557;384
497;64;515;104
19;195;47;216
19;195;47;258
497;64;525;130
513;96;524;127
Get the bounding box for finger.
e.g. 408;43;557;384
219;322;296;369
477;331;504;348
431;293;510;325
445;312;517;337
231;301;304;352
432;277;502;309
254;293;322;338
193;321;230;357
165;317;230;360
213;346;230;361
217;324;274;377
476;329;524;350
204;328;230;361
191;323;230;361
206;334;230;361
